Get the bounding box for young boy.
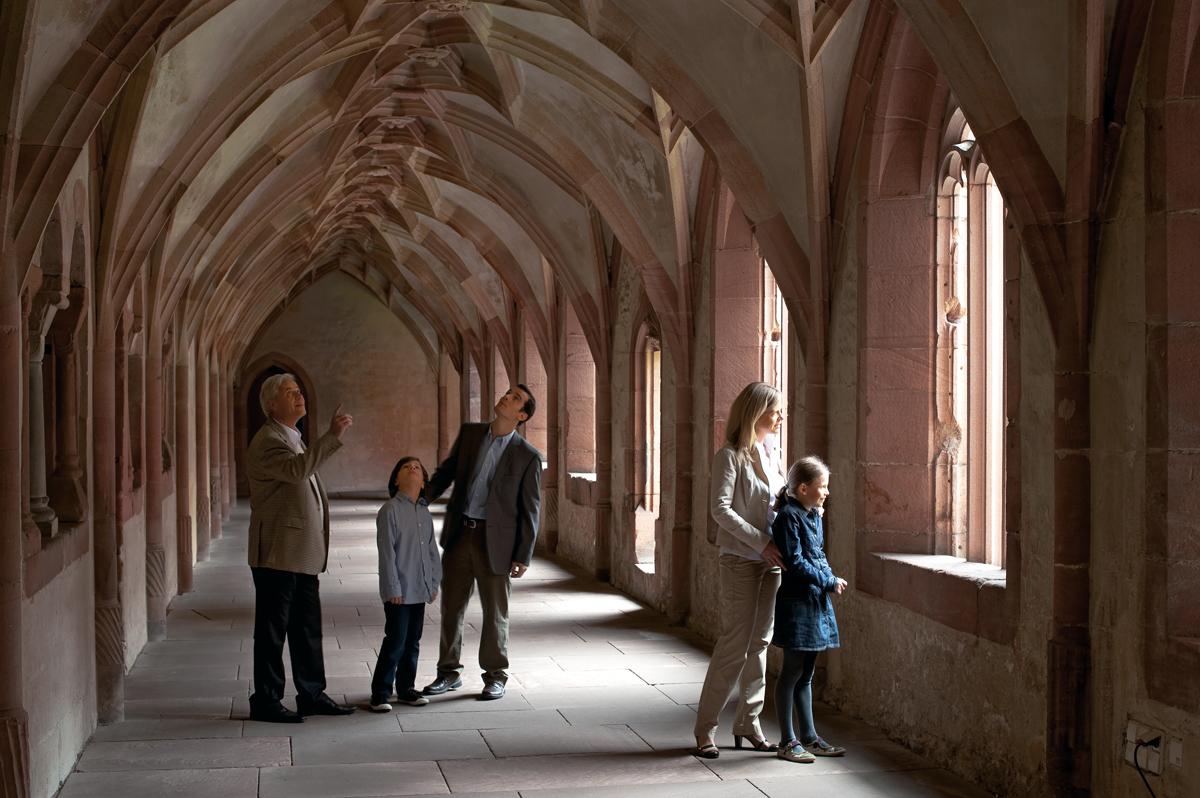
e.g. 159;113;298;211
369;457;442;711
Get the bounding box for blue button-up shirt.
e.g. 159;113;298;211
463;426;516;519
376;493;442;604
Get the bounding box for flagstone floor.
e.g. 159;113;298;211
56;500;992;798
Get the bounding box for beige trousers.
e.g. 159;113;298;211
693;553;781;740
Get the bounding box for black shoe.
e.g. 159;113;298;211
296;693;356;717
248;703;304;724
422;675;463;695
479;681;506;701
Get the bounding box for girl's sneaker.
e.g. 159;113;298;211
368;697;392;713
395;690;430;707
776;740;815;763
803;737;846;756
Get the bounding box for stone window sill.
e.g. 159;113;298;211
25;522;90;597
860;551;1014;643
566;472;598;506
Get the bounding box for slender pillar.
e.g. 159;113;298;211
27;343;57;538
219;366;231;521
208;363;221;542
437;347;452;462
48;308;85;522
144;323;167;639
93;315;126;724
174;342;194;593
194;345;211;560
593;364;612;582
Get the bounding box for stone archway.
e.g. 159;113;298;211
235;353;316;498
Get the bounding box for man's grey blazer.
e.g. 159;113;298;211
427;422;542;575
245;419;342;575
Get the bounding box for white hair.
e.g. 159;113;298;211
260;373;298;416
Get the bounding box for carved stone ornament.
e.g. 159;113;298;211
407;47;454;67
425;1;471;19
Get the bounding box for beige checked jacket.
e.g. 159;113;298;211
245;419;343;575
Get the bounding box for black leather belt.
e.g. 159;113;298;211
463;517;486;529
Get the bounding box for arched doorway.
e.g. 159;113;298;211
236;354;316;497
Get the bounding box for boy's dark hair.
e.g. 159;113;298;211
517;383;536;422
387;456;429;498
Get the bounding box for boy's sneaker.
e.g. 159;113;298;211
367;697;392;713
395;690;429;707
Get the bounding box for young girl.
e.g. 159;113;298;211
771;456;848;762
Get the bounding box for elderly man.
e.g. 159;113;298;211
246;373;354;723
422;385;542;701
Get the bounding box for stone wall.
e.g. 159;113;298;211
23;554;96;798
120;506;147;672
1089;63;1200;798
245;272;440;493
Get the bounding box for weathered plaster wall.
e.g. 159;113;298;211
1089;65;1200;798
245;272;439;493
120;506;147;671
557;493;598;573
23;554;96;798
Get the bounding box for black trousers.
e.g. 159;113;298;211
250;567;327;708
370;602;426;700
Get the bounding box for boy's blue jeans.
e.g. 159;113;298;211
775;648;820;744
370;602;425;700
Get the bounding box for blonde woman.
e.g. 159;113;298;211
692;382;787;758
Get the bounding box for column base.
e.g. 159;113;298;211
0;709;30;798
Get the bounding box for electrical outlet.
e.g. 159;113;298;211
1167;737;1183;769
1123;720;1165;776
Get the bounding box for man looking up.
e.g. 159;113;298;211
245;373;355;723
422;386;542;701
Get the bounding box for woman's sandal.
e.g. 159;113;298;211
692;741;720;759
776;739;815;763
803;737;847;757
733;734;778;752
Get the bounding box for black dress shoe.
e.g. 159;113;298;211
422;675;463;695
296;694;356;717
479;681;505;701
248;704;304;724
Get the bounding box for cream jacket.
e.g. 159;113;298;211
709;445;774;559
246;419;342;575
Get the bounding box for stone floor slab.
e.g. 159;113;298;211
57;767;260;798
77;737;289;771
440;751;719;792
90;718;243;742
398;707;568;732
259;762;448;798
482;724;650;757
517;779;768;798
291;729;492;765
751;767;994;797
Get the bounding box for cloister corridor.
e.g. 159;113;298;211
56;501;986;798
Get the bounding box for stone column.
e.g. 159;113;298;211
1;233;31;798
48;304;86;523
194;344;210;560
27;341;58;539
593;362;612;582
144;323;167;640
174;341;194;593
437;347;452;463
209;362;222;539
219;366;232;521
93;315;126;724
